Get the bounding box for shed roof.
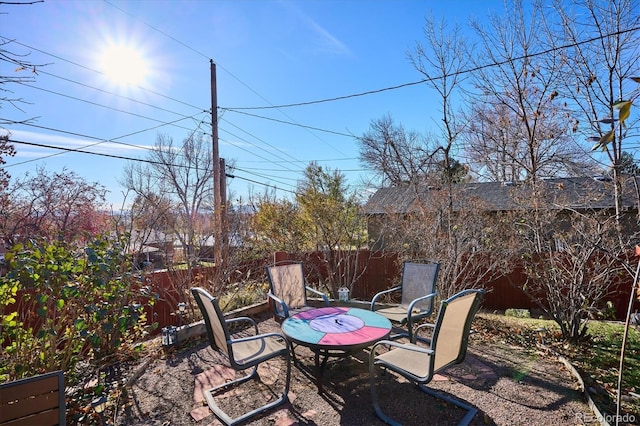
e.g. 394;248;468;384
363;176;640;215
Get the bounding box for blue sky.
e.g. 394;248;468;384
2;0;503;208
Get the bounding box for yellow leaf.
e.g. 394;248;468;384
591;130;615;151
613;100;631;109
619;101;631;124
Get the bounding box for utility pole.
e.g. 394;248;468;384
220;157;228;252
211;59;223;267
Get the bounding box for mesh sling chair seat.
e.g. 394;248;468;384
191;287;292;426
266;261;330;322
370;260;439;341
369;289;484;426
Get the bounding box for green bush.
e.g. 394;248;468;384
0;235;157;383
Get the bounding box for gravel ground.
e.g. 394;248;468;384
112;312;596;426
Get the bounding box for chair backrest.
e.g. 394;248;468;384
400;260;439;313
0;370;65;426
267;262;307;310
430;289;484;372
191;287;231;357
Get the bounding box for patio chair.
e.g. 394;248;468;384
370;260;439;341
191;287;292;426
369;288;484;426
266;261;330;323
0;370;65;426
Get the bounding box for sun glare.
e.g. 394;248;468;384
99;44;149;87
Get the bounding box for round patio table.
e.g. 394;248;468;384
281;306;392;394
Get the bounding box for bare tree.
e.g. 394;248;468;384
378;185;516;299
516;200;625;341
121;132;214;266
0;133;16;190
464;0;595;183
463;100;598;182
0;0;48;120
358;114;439;187
551;0;640;223
409;15;470;188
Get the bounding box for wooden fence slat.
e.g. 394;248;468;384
0;371;65;426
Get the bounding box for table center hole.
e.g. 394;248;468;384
310;313;364;333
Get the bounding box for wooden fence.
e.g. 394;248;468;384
6;250;636;340
147;250;637;330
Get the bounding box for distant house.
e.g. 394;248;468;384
363;175;640;249
127;229;174;270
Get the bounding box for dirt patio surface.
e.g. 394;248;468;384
114;313;598;426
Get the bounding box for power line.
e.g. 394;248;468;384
227;172;297;195
6;34;316;170
103;0;350;157
18;82;198;133
6;38;206;111
5;113;206;166
8;137;301;196
224;27;640;111
222;109;355;138
232;166;299;185
219;116;300;166
240;157;360;164
7;138;162;165
39;69;206;116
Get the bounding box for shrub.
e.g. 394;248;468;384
0;235;157;382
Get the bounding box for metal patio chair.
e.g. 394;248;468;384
266;261;330;323
370;260;439;341
369;288;484;426
191;287;292;426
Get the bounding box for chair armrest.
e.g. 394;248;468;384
412;322;435;344
306;286;330;305
370;339;434;358
407;292;438;321
267;291;290;318
226;316;259;335
231;331;290;349
370;286;402;310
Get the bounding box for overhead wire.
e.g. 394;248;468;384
218;117;300;166
18;83;199;133
5;15;638;193
5;38;205;111
5;113;206;166
230;166;298;188
221;109;354;138
6;37;325;175
101;0;347;160
7;136;295;194
38;69;207;117
222;27;640;111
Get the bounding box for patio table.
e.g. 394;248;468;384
281;306;391;394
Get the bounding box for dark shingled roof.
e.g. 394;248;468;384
363;176;640;214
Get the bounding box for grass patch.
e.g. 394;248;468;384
505;308;531;318
475;313;640;418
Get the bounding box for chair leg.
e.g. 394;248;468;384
418;385;478;426
204;360;291;426
370;366;402;426
370;365;477;426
